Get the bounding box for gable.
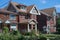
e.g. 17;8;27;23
7;3;17;12
53;11;56;16
30;6;40;15
29;21;35;24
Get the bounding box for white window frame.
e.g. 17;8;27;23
43;26;47;31
10;24;17;30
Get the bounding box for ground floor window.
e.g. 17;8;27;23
33;25;35;29
43;26;47;31
10;24;17;30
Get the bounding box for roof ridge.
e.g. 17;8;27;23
40;7;55;11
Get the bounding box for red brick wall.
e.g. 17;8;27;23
49;18;56;32
18;24;27;33
0;13;18;23
19;15;26;23
37;13;47;31
30;14;37;20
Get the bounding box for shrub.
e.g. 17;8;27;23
3;27;9;33
38;34;47;40
54;36;60;40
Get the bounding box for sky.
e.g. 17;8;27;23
0;0;60;13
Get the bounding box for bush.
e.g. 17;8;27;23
54;36;60;40
0;27;24;40
37;34;47;40
3;27;9;33
40;37;47;40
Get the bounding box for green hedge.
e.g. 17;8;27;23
0;27;60;40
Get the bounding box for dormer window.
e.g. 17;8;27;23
20;6;26;10
20;6;26;11
16;5;26;11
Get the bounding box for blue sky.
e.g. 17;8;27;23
0;0;60;12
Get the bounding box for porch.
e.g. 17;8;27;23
18;19;38;33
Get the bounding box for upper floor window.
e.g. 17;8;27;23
20;6;26;9
32;7;38;13
16;5;26;11
47;17;50;21
20;6;26;11
10;14;16;20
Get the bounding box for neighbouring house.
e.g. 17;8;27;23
57;13;60;18
37;7;56;33
0;2;40;33
56;13;60;32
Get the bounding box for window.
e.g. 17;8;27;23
10;14;16;20
10;24;17;30
32;7;37;13
16;5;26;11
43;26;47;31
33;25;35;29
20;6;26;10
29;24;31;29
47;17;50;21
20;6;26;11
47;26;50;30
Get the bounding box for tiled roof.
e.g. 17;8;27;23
0;9;18;15
10;2;34;13
0;2;36;15
41;7;56;16
40;11;52;17
26;5;34;13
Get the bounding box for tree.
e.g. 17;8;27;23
56;18;60;34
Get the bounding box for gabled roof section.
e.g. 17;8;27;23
41;7;56;16
40;11;52;17
10;2;34;13
0;9;18;15
0;2;39;15
26;5;34;13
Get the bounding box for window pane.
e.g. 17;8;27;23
10;14;16;20
10;24;16;30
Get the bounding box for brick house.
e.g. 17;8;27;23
57;13;60;18
0;2;40;33
37;7;56;33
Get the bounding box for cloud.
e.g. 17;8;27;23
41;0;47;4
55;5;60;8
